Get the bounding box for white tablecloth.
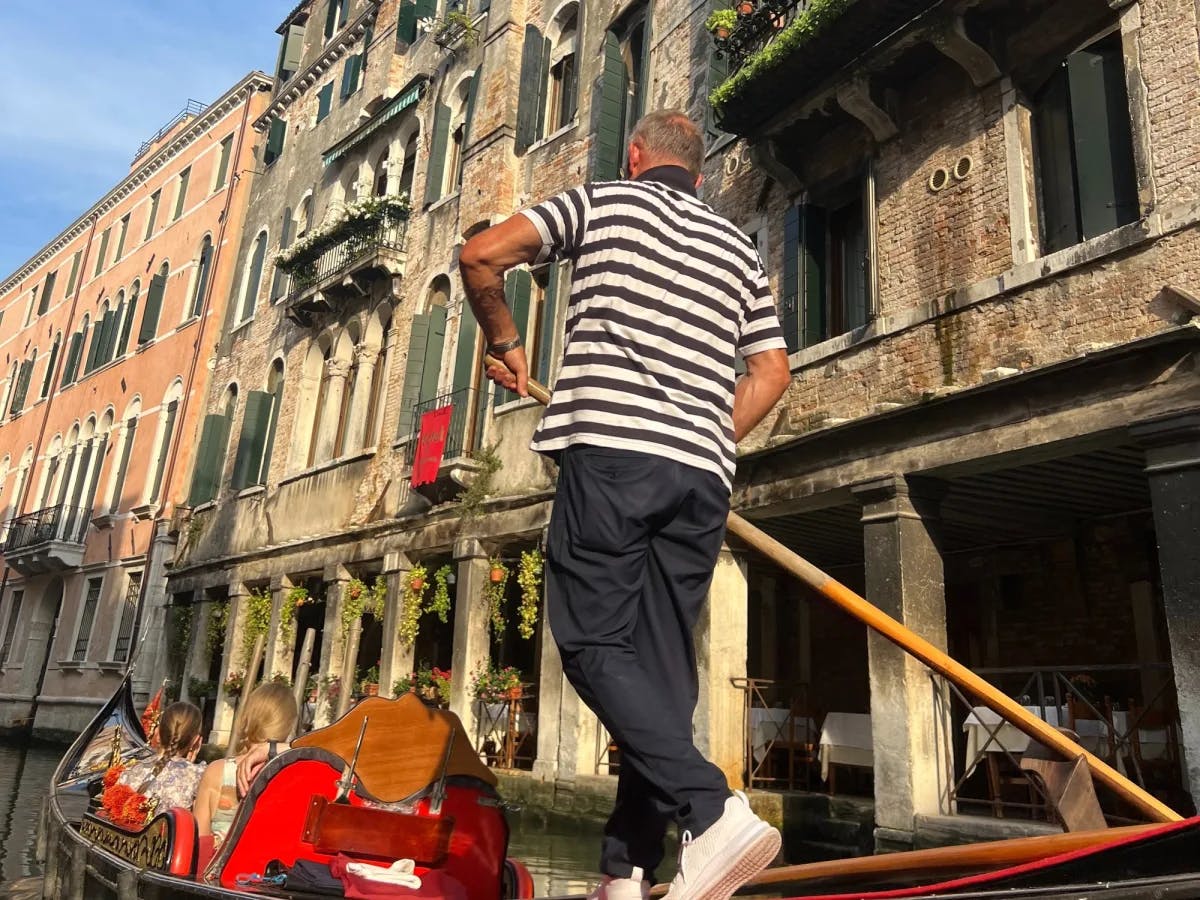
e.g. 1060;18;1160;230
750;708;815;763
819;712;873;781
475;700;536;748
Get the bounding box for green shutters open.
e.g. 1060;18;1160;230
424;103;451;206
189;413;233;506
420;304;448;407
39;271;56;315
341;55;362;100
278;23;306;81
781;205;800;354
139;273;166;344
174;168;191;220
40;338;60;399
214;135;234;190
397;313;431;439
118;288;138;355
145;192;160;240
461;74;480;151
594;32;626;180
94;229;111;277
62;332;83;386
317;83;334;123
535;264;561;384
495;270;532;407
517;26;547;152
397;0;418;46
800;204;828;349
452;302;479;394
231;391;274;490
65;251;81;297
265;118;287;166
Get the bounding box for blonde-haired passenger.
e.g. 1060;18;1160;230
193;683;297;864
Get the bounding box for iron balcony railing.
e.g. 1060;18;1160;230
286;218;409;300
2;505;91;554
712;0;812;73
404;387;483;465
133;99;207;162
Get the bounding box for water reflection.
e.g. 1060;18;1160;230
0;743;59;883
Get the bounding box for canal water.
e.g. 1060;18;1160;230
0;743;611;896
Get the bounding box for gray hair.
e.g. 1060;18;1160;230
629;110;704;178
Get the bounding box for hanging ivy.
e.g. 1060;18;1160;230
428;565;453;624
483;557;509;637
242;589;273;667
398;565;430;647
341;576;388;642
206;601;229;655
516;549;543;640
280;586;309;643
458;442;503;521
169;604;194;661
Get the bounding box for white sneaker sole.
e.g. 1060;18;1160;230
682;824;782;900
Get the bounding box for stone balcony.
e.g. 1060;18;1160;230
1;505;91;576
284;217;408;326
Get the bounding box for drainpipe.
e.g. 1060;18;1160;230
127;83;265;694
18;214;101;731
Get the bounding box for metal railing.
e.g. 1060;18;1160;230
731;677;817;790
404;387;483;464
712;0;812;73
133;99;207;162
2;505;91;554
285;218;408;300
933;663;1181;821
475;686;537;770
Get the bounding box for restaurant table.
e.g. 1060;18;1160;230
819;712;873;790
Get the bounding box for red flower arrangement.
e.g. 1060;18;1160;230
99;772;151;830
102;763;126;791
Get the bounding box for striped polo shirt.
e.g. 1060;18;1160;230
519;166;787;490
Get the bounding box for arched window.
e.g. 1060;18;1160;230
238;232;268;322
307;343;333;467
40;333;62;400
55;425;80;508
297;195;313;238
34;435;63;510
84;410;115;512
110;290;127;362
374;148;390;196
271;209;293;302
232;361;286;489
86;300;111;373
189;235;213;319
106;399;140;514
7;349;36;417
333;326;359;458
61;315;88;386
399;130;419;198
138;262;170;345
546;4;579;134
397;278;449;439
65;416;98;513
9;446;34;523
364;309;391;448
146;380;183;504
119;280;140;356
447;75;475;194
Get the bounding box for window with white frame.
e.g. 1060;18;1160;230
73;577;103;662
0;590;23;666
112;571;141;663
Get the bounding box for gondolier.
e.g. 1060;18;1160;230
460;110;792;900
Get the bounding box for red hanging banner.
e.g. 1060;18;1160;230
411;404;454;487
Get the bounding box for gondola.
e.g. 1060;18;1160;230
38;676;1200;900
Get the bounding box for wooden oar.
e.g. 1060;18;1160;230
483;356;1180;823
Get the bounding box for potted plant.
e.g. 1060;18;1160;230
187;677;215;699
735;0;755;16
222;671;245;699
705;8;737;38
394;664;452;707
399;564;430;647
359;665;381;697
428;564;453;623
483;558;509;636
470;663;522;703
516;548;543;640
322;674;342;703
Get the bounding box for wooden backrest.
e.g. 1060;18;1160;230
294;693;496;802
1019;755;1107;832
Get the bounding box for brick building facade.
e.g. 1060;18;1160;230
0;74;272;739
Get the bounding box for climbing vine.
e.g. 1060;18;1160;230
206;601;229;655
516;549;543;640
340;576;387;641
428;564;453;624
458;442;503;521
398;566;430;647
169;604;194;662
280;586;310;643
241;589;273;667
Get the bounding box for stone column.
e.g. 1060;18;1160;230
315;565;351;727
266;576;296;681
1132;412;1200;801
757;573;779;679
135;520;177;705
290;368;323;470
313;359;351;465
180;591;208;702
852;475;950;852
342;344;379;456
379;551;413;698
212;583;249;746
449;539;491;743
533;608;564;780
694;547;749;790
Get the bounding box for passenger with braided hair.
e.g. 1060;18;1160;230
117;701;205;813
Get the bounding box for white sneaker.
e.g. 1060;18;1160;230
663;792;780;900
587;866;651;900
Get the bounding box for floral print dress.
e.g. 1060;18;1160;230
118;757;204;813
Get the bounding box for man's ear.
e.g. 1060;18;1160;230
695;173;704;189
627;141;642;175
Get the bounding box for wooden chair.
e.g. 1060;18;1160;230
1067;695;1116;763
767;702;819;791
1126;701;1180;790
1020;730;1107;832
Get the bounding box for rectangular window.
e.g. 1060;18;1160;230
64;251;82;298
114;214;130;260
277;23;306;82
113;572;141;663
317;83;334;123
264;117;287;166
340;54;363;101
38;270;57;316
214;135;234;191
325;0;349;41
93;228;111;277
73;578;103;662
1033;33;1138;254
145;191;161;239
1;591;23;665
594;8;649;180
231;391;276;490
173;168;191;221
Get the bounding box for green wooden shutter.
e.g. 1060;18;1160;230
85;320;102;373
192;242;212;318
215;136;233;189
188;413;232;506
1034;69;1079;253
317;84;334;122
111;302;126;359
97;310;116;365
594;32;626;180
40;339;60;398
94;229;111;276
109;418;136;513
516;26;547;152
265;118;287;166
145;193;160;240
781;206;800;354
149;400;179;503
39;271;56;315
118;292;138;355
1067;41;1138;241
424;103;451;206
397;0;417;46
9;361;31;415
231;391;274;489
397;313;432;439
461;74;480;152
495;270;532;407
536;37;552;139
260;382;284;485
452;303;479;393
65;251;81;297
279;23;306;80
800;204;827;348
536;264;561;384
174;168;191;220
420;304;448;405
114;215;129;260
242;236;268;321
414;0;436;21
340;56;358;100
324;0;340;39
272;210;293;300
139;273;166;344
361;24;374;73
62;332;83;385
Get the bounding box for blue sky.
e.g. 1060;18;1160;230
0;1;284;278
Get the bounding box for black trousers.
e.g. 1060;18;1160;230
546;445;732;880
